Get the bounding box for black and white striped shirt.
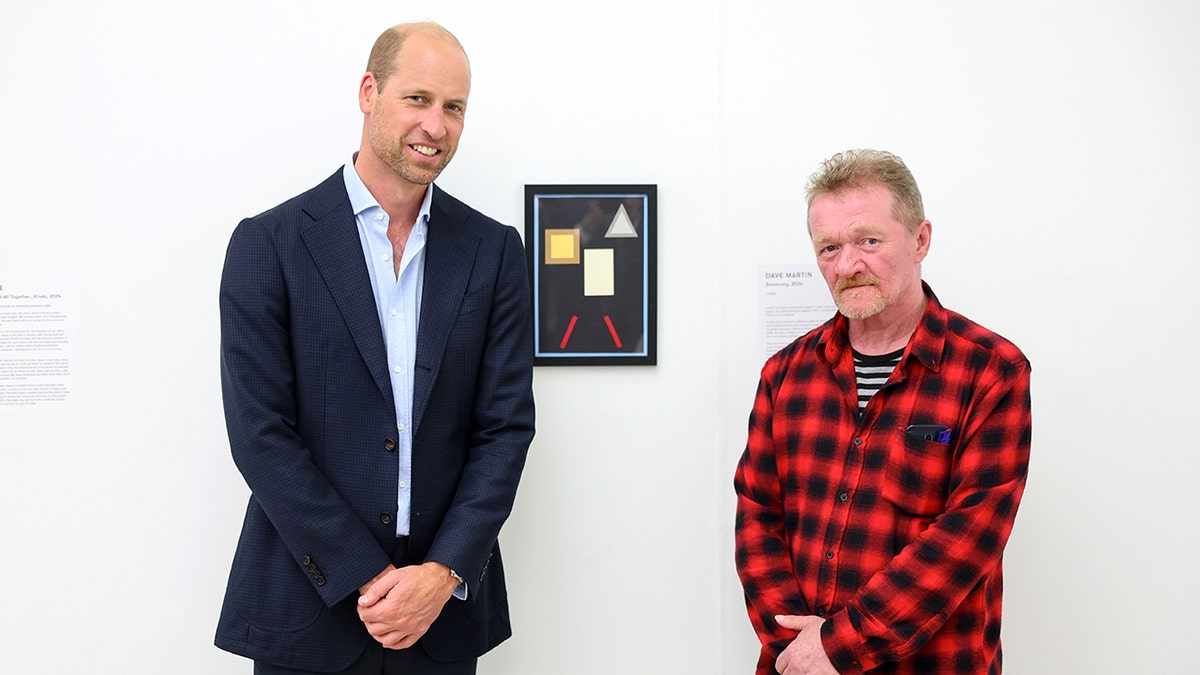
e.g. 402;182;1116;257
853;347;904;412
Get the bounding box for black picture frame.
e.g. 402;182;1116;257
524;184;657;366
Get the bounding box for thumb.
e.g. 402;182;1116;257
358;579;387;606
358;565;400;605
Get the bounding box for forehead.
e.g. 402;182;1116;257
390;33;471;84
808;185;902;239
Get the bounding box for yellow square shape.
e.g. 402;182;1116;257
545;229;581;264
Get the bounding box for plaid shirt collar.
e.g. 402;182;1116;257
817;280;946;375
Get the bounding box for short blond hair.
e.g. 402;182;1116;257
806;149;925;232
365;22;467;91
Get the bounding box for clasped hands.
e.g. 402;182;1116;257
774;614;839;675
357;561;459;650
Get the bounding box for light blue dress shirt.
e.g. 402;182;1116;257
342;159;429;538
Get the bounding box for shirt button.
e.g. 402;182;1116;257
398;423;405;431
394;365;403;373
380;513;393;525
853;437;863;446
384;438;396;451
826;551;835;559
391;309;398;317
399;481;406;489
375;213;384;221
816;607;826;617
838;492;849;502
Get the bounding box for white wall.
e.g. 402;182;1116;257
1;1;1196;673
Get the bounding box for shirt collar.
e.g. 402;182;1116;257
342;153;434;223
819;281;946;373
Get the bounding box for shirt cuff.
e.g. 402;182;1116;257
449;568;468;601
821;609;873;672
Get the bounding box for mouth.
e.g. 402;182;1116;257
411;144;440;157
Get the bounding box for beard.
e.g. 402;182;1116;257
834;276;887;319
369;121;455;186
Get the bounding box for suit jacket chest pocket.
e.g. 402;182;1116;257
882;434;955;517
454;288;490;333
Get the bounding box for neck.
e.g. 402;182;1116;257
354;149;428;226
846;289;927;356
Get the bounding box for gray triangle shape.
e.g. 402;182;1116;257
604;203;639;238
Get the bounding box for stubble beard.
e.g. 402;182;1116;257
369;122;454;186
834;278;887;320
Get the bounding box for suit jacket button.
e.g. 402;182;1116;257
315;576;326;586
302;555;312;565
384;438;396;452
380;513;393;525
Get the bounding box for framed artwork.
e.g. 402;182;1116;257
524;184;657;366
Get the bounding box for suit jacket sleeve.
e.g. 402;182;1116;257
422;224;535;588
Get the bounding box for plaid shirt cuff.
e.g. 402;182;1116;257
822;610;874;673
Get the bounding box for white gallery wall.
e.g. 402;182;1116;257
1;1;1196;673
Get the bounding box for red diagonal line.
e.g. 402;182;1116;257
604;315;623;348
560;315;579;349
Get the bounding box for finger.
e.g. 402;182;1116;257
358;602;383;623
392;629;425;650
363;620;389;639
361;569;406;606
371;631;400;648
774;614;820;631
381;632;407;649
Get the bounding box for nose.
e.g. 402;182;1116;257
420;107;447;140
835;247;864;277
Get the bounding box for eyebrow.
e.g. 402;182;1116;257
814;222;884;245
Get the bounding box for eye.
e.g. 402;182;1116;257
864;237;879;246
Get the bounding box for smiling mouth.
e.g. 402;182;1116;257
411;144;439;157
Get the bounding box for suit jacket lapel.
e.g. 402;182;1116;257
413;186;479;434
298;171;393;403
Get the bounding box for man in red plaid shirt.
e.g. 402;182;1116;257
735;149;1031;674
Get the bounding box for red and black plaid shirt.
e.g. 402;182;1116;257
735;284;1031;674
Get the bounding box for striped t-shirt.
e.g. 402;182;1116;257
853;347;904;412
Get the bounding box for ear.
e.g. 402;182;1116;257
913;220;932;264
358;73;377;115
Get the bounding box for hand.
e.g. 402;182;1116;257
774;615;838;675
357;562;459;649
359;564;397;596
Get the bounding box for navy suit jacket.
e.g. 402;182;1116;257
215;169;535;671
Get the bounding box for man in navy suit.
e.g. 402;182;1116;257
216;21;535;674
